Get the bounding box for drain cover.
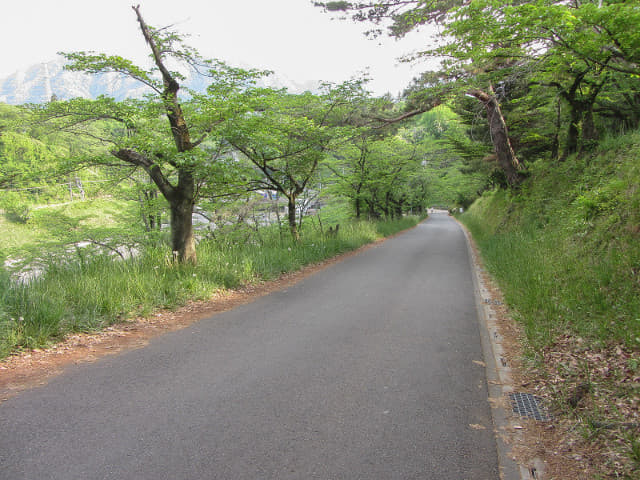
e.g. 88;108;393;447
509;392;550;421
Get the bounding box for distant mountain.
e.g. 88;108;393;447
0;57;319;105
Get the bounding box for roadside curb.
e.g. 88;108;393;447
457;218;544;480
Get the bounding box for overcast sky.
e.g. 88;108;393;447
2;0;439;96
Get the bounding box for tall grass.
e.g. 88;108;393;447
0;216;422;358
460;130;640;349
460;129;640;479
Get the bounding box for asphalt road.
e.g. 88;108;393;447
0;213;499;479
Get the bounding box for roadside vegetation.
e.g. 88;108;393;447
460;130;640;477
0;7;445;357
314;2;640;476
461;131;640;348
0;214;422;358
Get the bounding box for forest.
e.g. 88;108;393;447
1;1;640;477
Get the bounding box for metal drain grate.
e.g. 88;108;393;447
509;392;550;421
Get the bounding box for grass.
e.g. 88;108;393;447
0;197;142;264
460;131;640;349
459;129;640;478
0;215;423;358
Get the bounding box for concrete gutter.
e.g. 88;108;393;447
458;219;546;480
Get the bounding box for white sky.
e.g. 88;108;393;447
2;0;438;96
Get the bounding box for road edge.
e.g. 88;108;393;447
456;217;537;480
1;219;425;402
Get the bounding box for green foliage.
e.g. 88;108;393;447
30;8;277;262
460;127;640;479
224;83;369;237
460;128;640;349
0;129;60;187
0;191;31;224
402;107;488;209
317;0;640;181
328;132;429;218
441;0;640;155
0;215;422;357
0;102;121;214
0;198;143;264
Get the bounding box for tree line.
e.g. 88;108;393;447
316;0;640;186
2;7;451;264
9;0;625;264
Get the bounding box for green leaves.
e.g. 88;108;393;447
61;52;162;92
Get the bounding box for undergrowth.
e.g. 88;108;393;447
0;215;422;358
459;129;640;478
461;129;640;349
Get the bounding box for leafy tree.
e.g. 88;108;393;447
224;83;366;239
0;131;54;188
0;105;57;189
400;107;491;206
328;132;426;218
433;0;640;157
32;6;267;263
316;0;640;180
327;135;371;219
367;136;425;217
316;1;527;186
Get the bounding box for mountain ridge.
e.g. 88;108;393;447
0;56;319;105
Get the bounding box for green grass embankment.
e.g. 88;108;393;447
461;130;640;349
459;131;640;477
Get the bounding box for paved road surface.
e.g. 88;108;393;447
0;213;499;479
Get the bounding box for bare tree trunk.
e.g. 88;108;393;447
581;108;597;150
563;100;582;160
552;97;562;160
139;192;151;232
169;170;196;263
469;86;525;187
138;186;161;232
354;184;362;219
268;190;283;233
75;175;85;200
150;188;161;231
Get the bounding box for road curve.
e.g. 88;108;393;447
0;213;499;479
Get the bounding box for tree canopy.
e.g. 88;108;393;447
316;0;640;188
31;6;270;263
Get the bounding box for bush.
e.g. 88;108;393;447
0;191;31;223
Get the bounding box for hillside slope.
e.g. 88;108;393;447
460;130;640;477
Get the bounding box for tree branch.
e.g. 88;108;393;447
111;148;176;200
